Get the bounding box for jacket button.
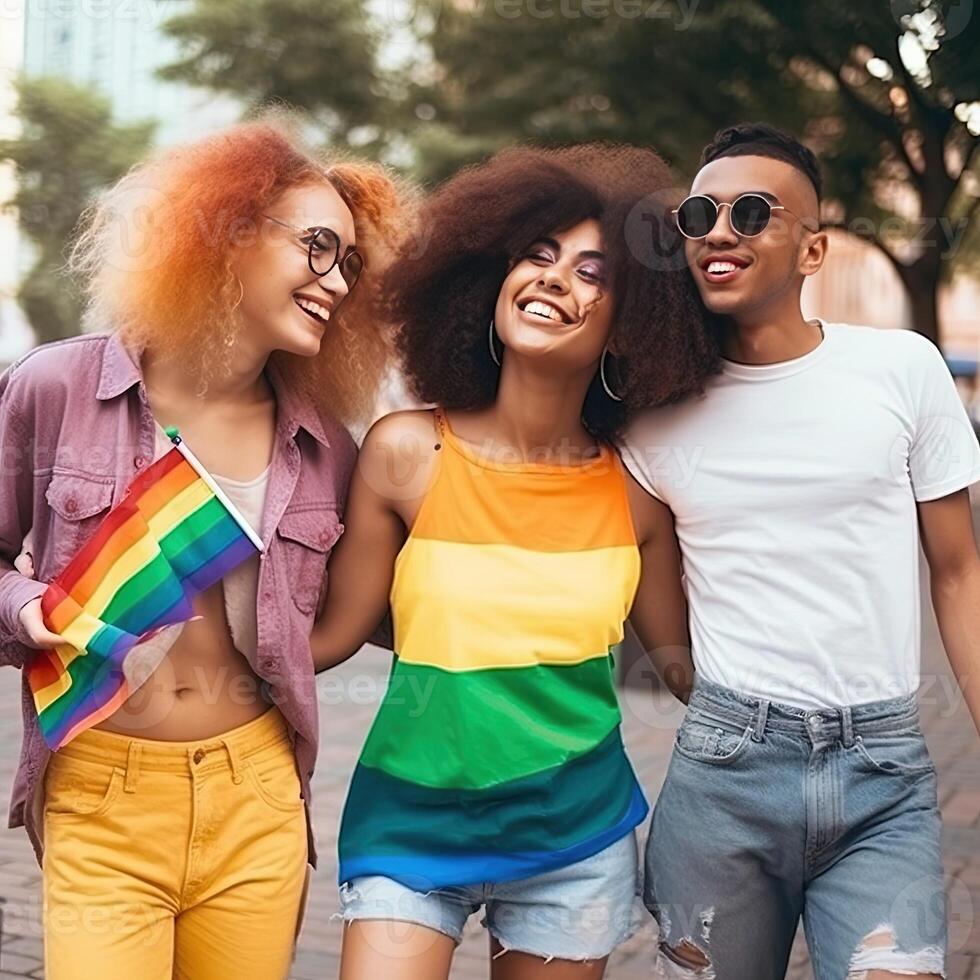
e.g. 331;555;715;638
64;497;77;515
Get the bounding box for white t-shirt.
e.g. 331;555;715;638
620;322;980;708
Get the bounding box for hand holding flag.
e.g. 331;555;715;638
27;429;264;750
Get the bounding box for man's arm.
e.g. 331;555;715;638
918;488;980;737
624;468;693;703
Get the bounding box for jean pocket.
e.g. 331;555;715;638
43;471;115;577
673;711;754;766
276;507;344;615
44;760;124;817
245;757;305;813
851;730;935;776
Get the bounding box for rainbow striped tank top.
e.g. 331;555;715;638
337;408;647;889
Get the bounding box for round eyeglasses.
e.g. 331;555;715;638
261;214;364;292
672;193;809;239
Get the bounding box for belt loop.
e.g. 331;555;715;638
124;742;142;794
752;699;770;742
841;706;855;748
222;738;244;785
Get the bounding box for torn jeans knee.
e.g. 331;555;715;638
652;904;716;979
847;924;945;979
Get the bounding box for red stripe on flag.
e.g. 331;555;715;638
52;450;191;596
26;646;70;693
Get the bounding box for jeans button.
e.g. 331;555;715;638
193;748;205;764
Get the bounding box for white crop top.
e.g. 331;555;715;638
152;422;270;660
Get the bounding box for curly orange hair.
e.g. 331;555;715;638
70;115;415;429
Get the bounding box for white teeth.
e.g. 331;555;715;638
707;261;739;275
523;300;565;323
295;297;331;322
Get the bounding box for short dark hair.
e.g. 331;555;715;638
700;123;822;201
385;144;720;443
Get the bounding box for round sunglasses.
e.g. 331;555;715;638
672;193;808;240
261;214;364;292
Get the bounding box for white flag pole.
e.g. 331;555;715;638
166;429;265;553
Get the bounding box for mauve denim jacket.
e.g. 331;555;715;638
0;332;357;867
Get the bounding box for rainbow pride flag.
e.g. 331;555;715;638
27;429;264;750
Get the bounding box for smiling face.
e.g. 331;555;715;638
231;181;358;359
493;218;615;370
684;154;826;322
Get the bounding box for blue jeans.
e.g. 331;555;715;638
339;831;642;961
645;676;946;979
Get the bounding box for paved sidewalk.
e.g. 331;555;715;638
0;549;977;977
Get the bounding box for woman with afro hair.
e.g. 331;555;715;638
311;143;720;978
0;116;410;978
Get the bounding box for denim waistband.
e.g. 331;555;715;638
688;675;920;745
52;705;292;774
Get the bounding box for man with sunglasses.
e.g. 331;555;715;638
621;123;980;979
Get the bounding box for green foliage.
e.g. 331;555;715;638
7;1;977;343
158;0;385;147
0;76;154;343
402;0;979;338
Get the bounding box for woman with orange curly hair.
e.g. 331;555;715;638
310;144;719;978
0;117;407;978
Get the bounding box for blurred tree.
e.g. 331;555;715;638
158;0;388;150
409;0;979;344
0;76;154;344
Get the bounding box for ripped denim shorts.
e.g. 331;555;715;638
338;830;642;962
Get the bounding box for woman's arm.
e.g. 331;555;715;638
623;466;693;703
310;411;436;672
0;368;62;663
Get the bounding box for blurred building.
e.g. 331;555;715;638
1;0;241;365
21;0;239;147
0;2;34;365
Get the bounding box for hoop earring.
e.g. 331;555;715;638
488;318;501;367
600;346;623;402
231;276;244;312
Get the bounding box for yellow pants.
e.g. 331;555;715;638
42;706;310;979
